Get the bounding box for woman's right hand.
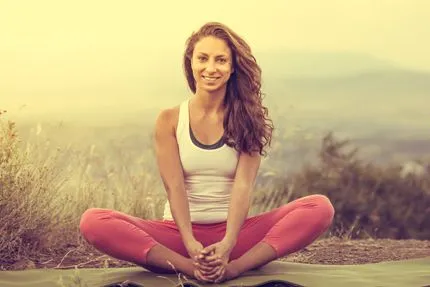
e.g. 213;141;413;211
185;239;209;281
186;239;222;282
185;238;204;260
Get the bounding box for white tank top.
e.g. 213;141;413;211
162;98;240;224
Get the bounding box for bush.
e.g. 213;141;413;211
0;111;74;264
0;112;163;266
253;132;430;240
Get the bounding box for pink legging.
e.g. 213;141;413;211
80;194;334;269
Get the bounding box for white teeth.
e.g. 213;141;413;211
203;76;218;81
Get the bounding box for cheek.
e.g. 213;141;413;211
221;66;233;77
191;64;201;78
192;62;204;73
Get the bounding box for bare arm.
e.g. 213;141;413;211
154;108;195;244
224;151;261;245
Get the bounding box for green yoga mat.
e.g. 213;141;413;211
1;257;429;287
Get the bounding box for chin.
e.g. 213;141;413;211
199;83;228;94
203;86;222;93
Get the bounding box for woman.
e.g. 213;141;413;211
79;22;335;283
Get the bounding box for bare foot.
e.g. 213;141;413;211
212;261;241;283
224;262;241;281
193;263;225;283
192;254;223;283
182;258;201;280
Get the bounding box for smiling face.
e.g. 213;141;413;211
191;36;234;94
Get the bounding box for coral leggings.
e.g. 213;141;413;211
80;194;334;267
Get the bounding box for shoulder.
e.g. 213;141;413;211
155;105;180;135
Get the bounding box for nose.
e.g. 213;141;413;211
205;59;216;73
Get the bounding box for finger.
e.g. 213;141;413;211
201;265;221;277
197;252;215;261
200;245;216;255
206;266;225;281
214;268;226;283
199;264;219;274
193;261;213;272
194;270;212;283
197;254;221;265
214;273;226;283
204;254;221;262
205;264;224;277
199;252;220;262
194;254;210;262
200;258;223;267
193;270;203;281
193;255;202;262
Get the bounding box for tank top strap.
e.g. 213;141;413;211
176;98;190;141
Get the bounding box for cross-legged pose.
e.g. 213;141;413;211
79;22;335;284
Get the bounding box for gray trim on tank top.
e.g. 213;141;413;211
189;124;225;150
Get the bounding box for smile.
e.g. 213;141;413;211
202;75;220;81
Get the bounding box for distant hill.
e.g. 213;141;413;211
255;50;399;78
263;69;430;116
5;50;429;128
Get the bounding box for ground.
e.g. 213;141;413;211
280;237;430;265
4;237;430;271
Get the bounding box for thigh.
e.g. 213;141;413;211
109;210;189;258
230;197;307;260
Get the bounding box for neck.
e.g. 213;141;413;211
193;86;227;115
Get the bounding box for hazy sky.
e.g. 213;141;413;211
1;0;430;118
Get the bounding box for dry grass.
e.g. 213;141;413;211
0;110;72;265
0;111;164;267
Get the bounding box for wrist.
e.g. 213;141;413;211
222;235;237;249
183;236;197;248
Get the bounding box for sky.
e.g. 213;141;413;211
1;0;430;119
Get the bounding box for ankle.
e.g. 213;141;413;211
181;258;196;279
146;245;195;277
227;259;243;278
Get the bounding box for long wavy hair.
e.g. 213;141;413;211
183;22;274;156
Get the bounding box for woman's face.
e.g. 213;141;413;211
191;36;234;94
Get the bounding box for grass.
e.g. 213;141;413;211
0;111;73;265
1;110;429;270
0;111;164;267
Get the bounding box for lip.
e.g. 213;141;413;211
202;75;220;81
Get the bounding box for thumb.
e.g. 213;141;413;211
200;244;216;255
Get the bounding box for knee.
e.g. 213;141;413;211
310;194;335;227
79;208;109;243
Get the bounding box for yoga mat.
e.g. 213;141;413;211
1;257;429;287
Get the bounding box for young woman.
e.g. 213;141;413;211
79;22;335;283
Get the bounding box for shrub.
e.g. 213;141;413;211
0;111;72;264
253;132;430;239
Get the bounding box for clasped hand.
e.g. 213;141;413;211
188;239;234;283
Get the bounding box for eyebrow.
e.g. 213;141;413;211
196;52;228;58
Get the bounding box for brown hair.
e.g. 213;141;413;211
183;22;274;156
